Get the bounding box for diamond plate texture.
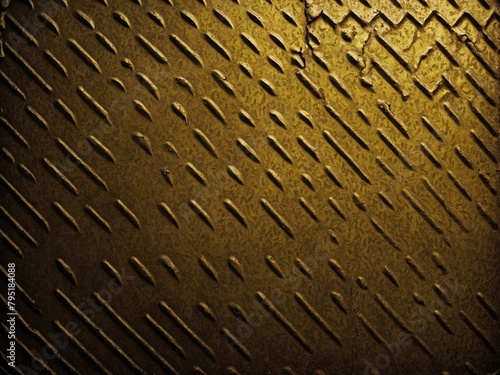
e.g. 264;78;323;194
0;0;499;374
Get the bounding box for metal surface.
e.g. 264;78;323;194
0;0;499;374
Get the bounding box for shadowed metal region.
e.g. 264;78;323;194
0;0;499;374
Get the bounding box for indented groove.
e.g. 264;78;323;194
0;116;29;148
101;260;123;285
267;139;293;164
116;200;141;229
402;189;443;234
158;202;179;228
54;98;77;126
147;11;165;28
43;50;68;79
256;292;313;354
186;163;207;185
189;200;215;231
74;9;95;30
447;170;472;201
270;110;287;129
330;292;348;314
54;321;112;375
170;34;203;66
198;302;216;321
96;32;118;54
240;33;260;54
465;70;496;106
43;158;78;195
296;71;323;98
460;311;497;353
198;256;219;283
180;10;199;28
55;258;78;286
224;199;248;228
0;228;23;257
297;136;320;162
160;255;181;282
260;198;294;239
469;99;497;137
237;138;260;163
265;255;284;279
6;14;39;46
370;218;401;251
259;78;278;96
18;164;36;184
295;258;312;278
0;68;26;99
0;206;38;247
222;328;252;361
421;143;443;169
377;129;414;169
213;8;233;28
1;322;56;374
477;203;498;230
134;100;153;121
113;11;131;28
136;34;168;63
88;136;116;163
228;256;245;280
328;198;346;220
132;132;153;154
405;256;426;280
325;104;369;150
9;312;77;372
422;177;469;232
267;169;284;191
476;293;498;320
52;202;80;232
328;259;347;281
204;32;232;61
328;73;352;99
56;139;108;191
55;289;146;375
202;97;226;123
421;116;443;142
38;12;60;35
478;171;498;195
433;310;453;334
432;283;453;306
0;174;49;232
77;86;111;124
383;267;399;287
323;131;372;184
194;128;219;158
372;59;408;99
471;129;497;163
94;294;179;374
377;100;410;139
160;301;216;361
67;39;102;73
84;205;111;233
299;197;319;222
129;257;155;286
295;292;342;346
145;314;186;358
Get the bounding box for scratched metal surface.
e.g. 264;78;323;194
0;0;499;374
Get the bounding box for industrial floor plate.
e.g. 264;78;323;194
0;0;499;374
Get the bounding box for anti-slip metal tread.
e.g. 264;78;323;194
0;0;498;374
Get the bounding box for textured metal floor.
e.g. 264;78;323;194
0;0;499;374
